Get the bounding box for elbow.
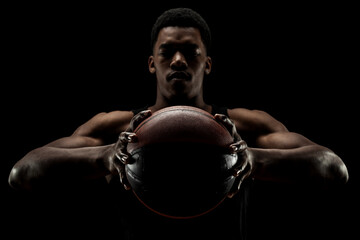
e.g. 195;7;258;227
8;150;41;192
318;151;349;187
327;160;349;185
8;165;33;192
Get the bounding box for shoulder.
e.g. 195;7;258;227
227;107;288;134
72;110;134;137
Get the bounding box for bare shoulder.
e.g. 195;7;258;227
227;107;288;134
73;110;134;137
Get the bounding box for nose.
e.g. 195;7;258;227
170;51;188;70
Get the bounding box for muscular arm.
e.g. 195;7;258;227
251;132;348;186
229;108;349;187
8;139;114;191
8;111;133;191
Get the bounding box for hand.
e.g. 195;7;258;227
112;110;152;190
214;114;253;198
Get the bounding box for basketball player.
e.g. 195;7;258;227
8;8;348;240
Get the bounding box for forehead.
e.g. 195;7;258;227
155;26;203;48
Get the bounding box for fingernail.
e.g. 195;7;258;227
120;155;129;164
142;110;151;116
128;133;137;142
231;145;239;153
233;168;242;177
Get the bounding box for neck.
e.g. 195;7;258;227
149;97;211;114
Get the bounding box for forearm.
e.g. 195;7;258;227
250;145;349;186
8;145;114;191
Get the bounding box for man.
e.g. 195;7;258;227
8;8;348;240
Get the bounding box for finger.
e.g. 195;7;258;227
115;132;136;164
119;168;132;191
234;167;252;196
118;131;137;153
228;161;252;198
227;175;242;199
113;157;132;190
214;114;242;142
129;110;152;131
232;148;252;179
214;114;232;132
119;132;137;145
229;140;247;154
115;152;130;165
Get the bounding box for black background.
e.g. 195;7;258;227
2;2;358;239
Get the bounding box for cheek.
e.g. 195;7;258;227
155;67;168;82
192;62;206;78
155;60;170;75
155;72;170;93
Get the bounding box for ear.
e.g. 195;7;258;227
205;56;212;75
148;56;156;74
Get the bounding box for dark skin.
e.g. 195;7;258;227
9;27;349;199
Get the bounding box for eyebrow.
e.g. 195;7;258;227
158;43;199;49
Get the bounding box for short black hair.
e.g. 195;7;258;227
150;8;211;54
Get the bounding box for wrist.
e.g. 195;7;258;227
97;144;117;175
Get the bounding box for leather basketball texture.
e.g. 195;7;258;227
127;105;234;153
125;106;238;219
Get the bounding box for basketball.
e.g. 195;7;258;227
126;105;238;219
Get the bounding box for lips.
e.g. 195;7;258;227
167;71;191;81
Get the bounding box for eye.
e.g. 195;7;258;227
159;49;173;58
183;48;201;59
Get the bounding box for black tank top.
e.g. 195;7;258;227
110;105;252;240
